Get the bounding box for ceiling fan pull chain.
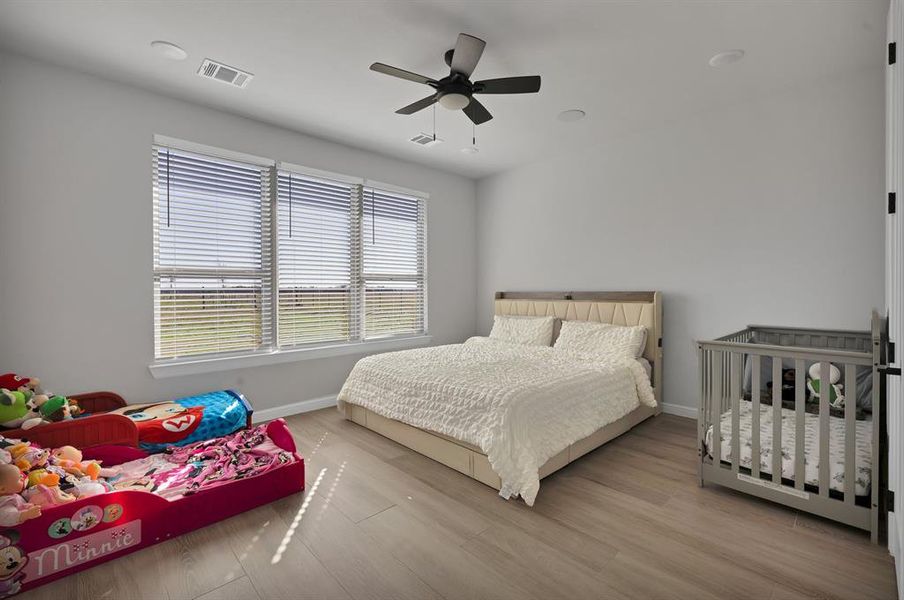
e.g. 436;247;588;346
433;104;436;141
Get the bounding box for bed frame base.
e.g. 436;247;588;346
344;404;656;491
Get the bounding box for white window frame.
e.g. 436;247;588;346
149;137;430;378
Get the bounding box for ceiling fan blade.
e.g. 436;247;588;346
474;76;541;94
396;94;438;115
463;97;492;125
450;33;486;77
370;62;435;85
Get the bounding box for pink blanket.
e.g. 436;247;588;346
103;424;295;499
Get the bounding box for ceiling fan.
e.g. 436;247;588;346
370;33;541;125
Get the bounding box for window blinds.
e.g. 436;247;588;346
152;146;271;359
276;172;358;347
152;141;427;362
362;187;426;339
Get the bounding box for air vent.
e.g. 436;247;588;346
197;59;253;89
409;133;443;147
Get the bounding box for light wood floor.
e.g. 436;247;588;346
21;409;897;600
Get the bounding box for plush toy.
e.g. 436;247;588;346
0;389;34;429
50;446;101;480
807;362;845;409
0;374;39;394
22;483;75;507
764;368;798;402
20;395;77;430
25;469;59;489
9;444;49;473
70;478;107;499
0;464;41;527
42;396;76;422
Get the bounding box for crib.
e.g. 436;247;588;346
697;312;885;542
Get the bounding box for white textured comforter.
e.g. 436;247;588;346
337;336;656;505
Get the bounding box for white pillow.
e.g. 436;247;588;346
554;320;647;360
489;315;556;346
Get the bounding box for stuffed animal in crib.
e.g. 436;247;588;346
765;368;797;402
807;363;845;409
0;464;41;527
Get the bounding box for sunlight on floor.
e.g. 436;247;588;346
239;520;271;561
309;431;329;457
271;467;328;565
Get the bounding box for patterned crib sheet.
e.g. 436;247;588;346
704;401;872;496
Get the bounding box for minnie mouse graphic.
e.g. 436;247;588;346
111;402;205;445
0;532;28;599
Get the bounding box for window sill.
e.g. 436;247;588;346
148;335;433;379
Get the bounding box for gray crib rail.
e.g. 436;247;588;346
697;312;884;543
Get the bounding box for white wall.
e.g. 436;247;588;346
476;67;886;414
0;51;477;412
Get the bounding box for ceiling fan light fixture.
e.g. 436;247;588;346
438;92;471;110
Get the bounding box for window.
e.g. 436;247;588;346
361;186;427;338
276;172;357;347
152;147;272;360
151;139;427;364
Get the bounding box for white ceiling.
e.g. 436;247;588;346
0;0;888;179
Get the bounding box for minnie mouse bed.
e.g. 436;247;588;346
0;419;304;598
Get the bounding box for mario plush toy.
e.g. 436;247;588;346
0;375;39;395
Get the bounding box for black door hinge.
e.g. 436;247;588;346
891;192;897;215
890;490;896;512
891;42;897;65
890;341;897;364
881;366;903;376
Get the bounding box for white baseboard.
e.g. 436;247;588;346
890;513;899;559
252;394;337;423
660;402;696;419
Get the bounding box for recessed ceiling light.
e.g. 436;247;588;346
461;146;479;154
709;49;745;67
151;41;187;61
557;109;586;122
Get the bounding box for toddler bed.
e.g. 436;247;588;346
4;389;252;452
697;313;884;542
0;420;304;597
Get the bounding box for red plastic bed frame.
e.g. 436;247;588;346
3;390;256;450
3;392;136;449
0;419;305;597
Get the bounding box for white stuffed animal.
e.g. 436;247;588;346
807;363;844;408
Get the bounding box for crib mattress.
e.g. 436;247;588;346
704;401;873;496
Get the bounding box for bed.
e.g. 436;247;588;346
1;420;304;597
338;291;663;505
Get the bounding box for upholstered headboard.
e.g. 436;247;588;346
494;291;663;408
